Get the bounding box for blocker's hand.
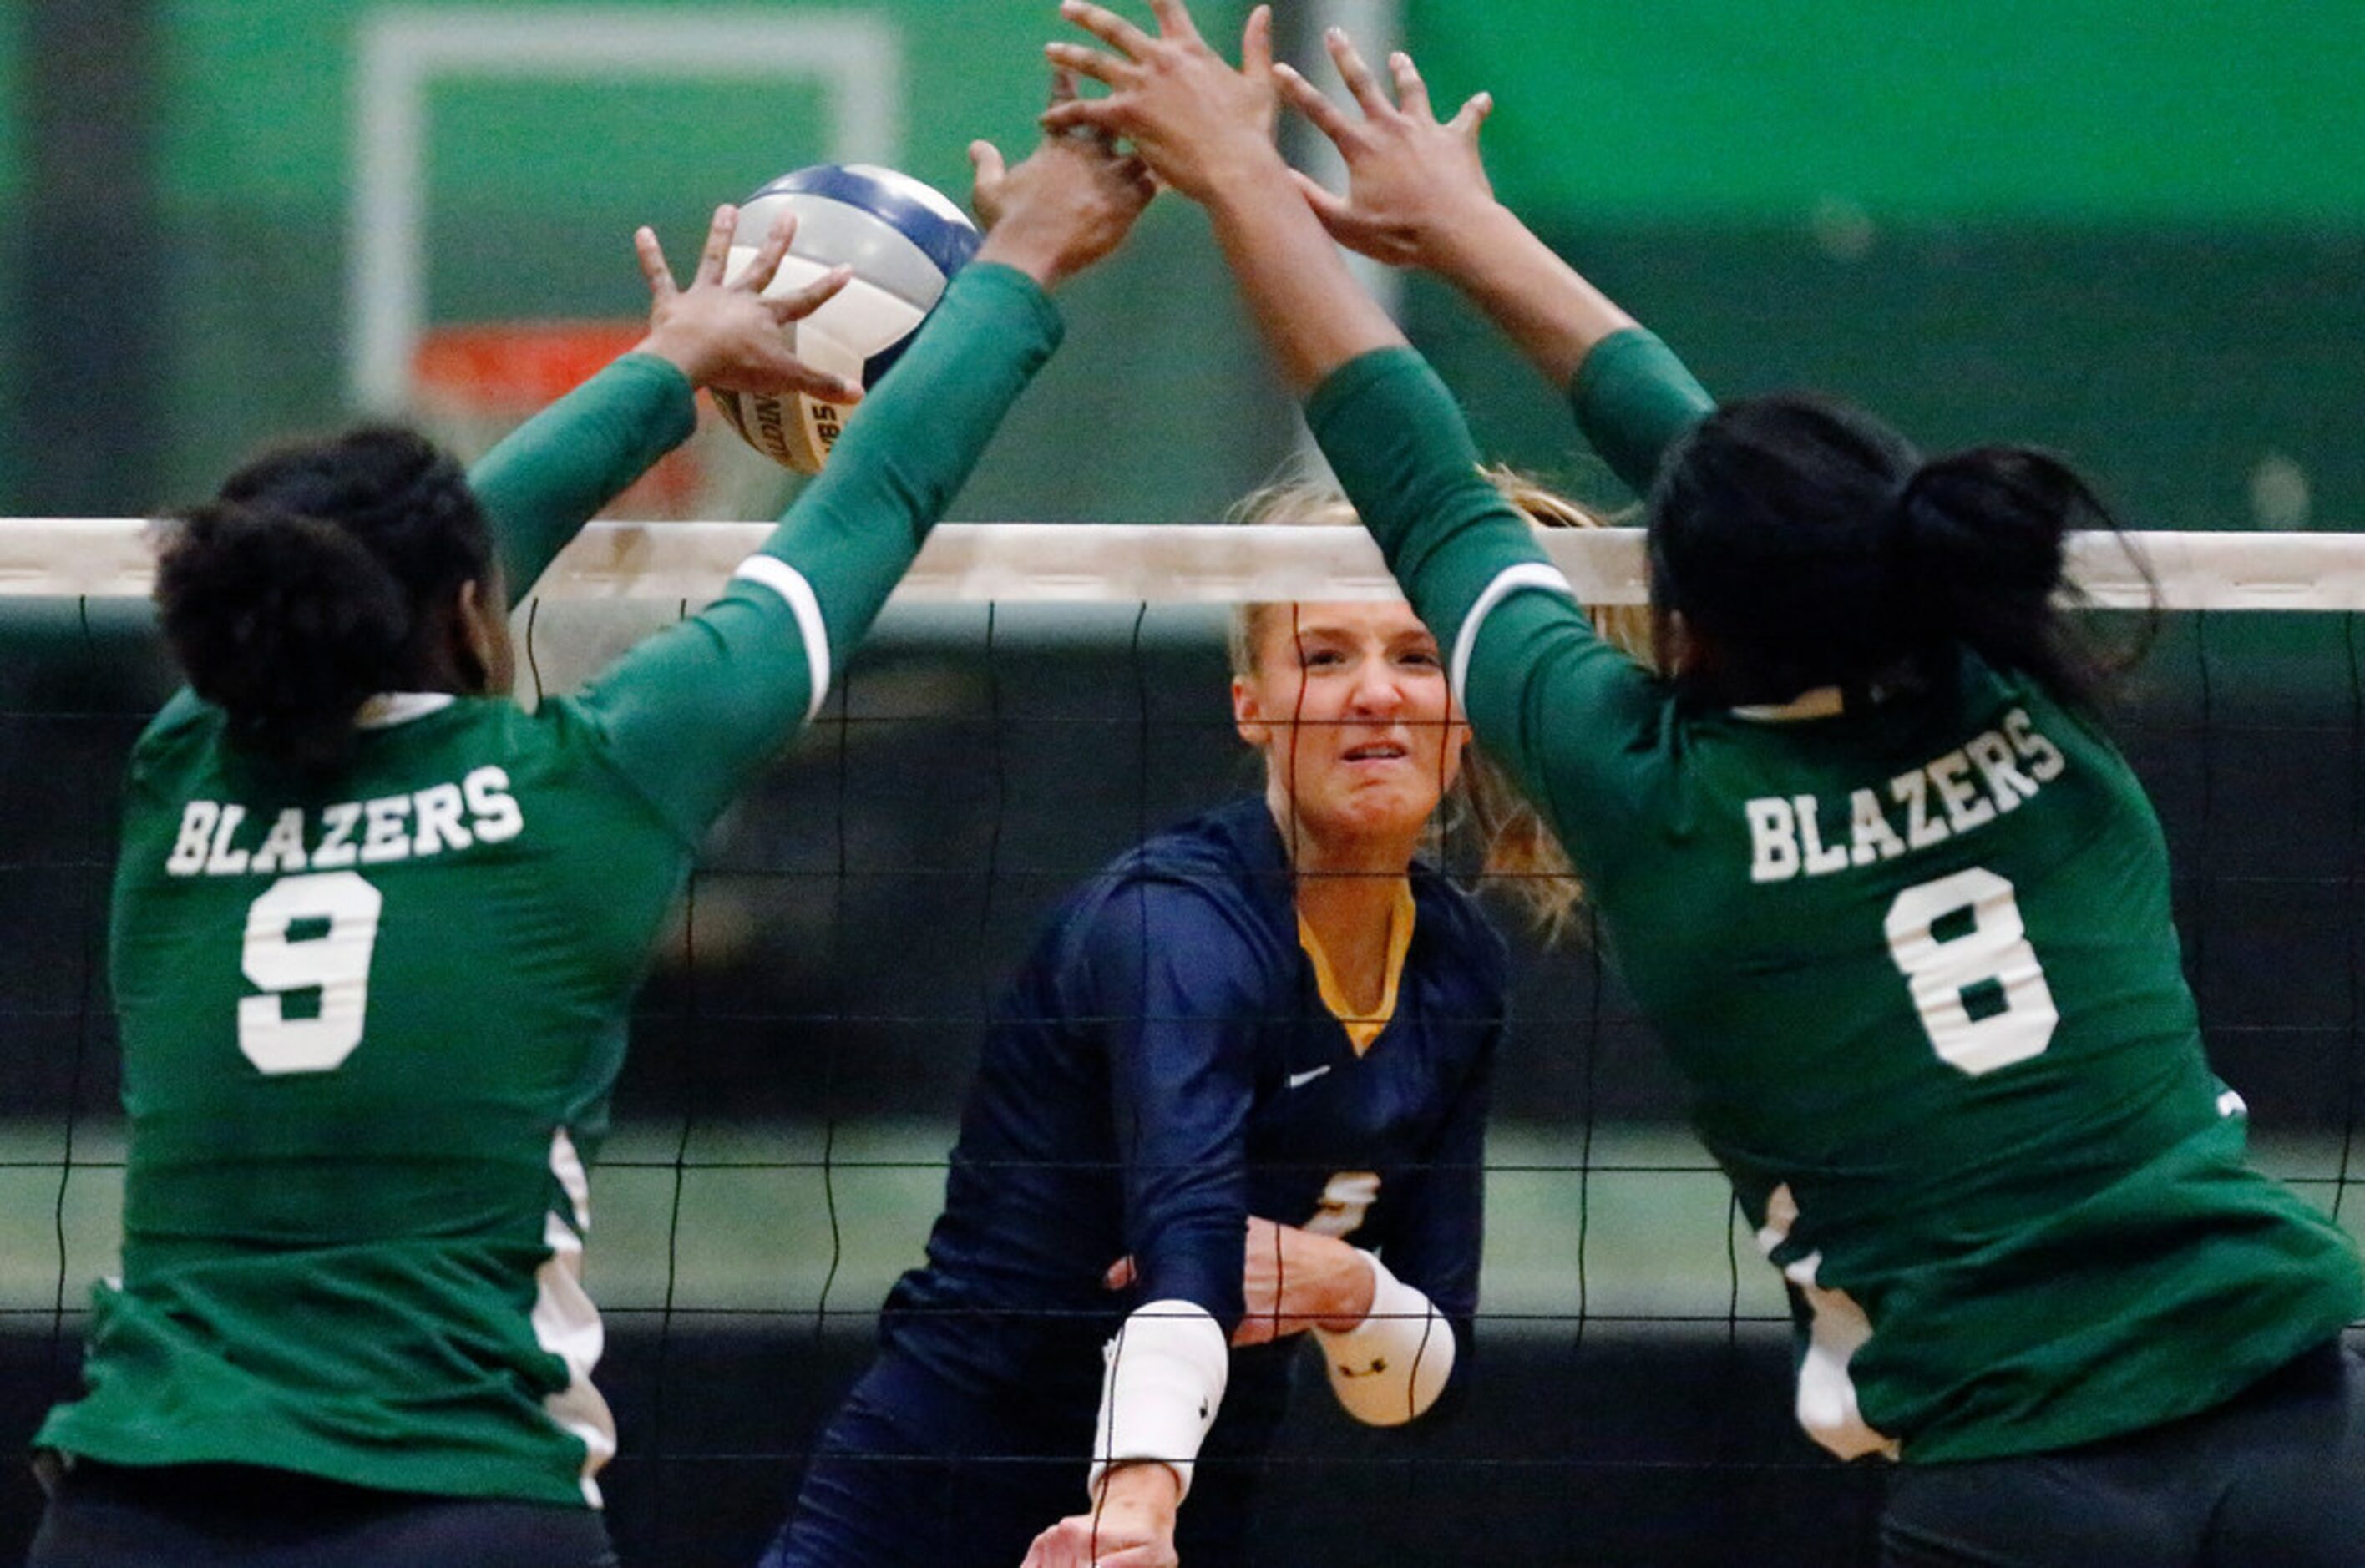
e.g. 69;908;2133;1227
1041;0;1282;205
631;205;862;402
974;70;1158;291
1277;34;1501;271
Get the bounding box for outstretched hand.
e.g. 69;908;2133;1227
1277;33;1499;270
973;70;1158;291
1041;0;1280;205
631;205;861;402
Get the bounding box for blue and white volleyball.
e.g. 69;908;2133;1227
711;164;982;473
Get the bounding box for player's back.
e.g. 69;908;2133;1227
1584;651;2362;1460
44;685;694;1504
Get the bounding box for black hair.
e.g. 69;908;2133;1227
154;425;493;773
1646;392;2148;712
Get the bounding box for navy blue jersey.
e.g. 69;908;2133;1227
881;797;1506;1429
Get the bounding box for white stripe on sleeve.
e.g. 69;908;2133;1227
729;554;833;722
1450;562;1578;713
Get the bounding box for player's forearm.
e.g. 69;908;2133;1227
1428;202;1712;496
1566;328;1716;497
467;354;699;609
1427;203;1637;391
753;261;1061;656
1202;162;1405;398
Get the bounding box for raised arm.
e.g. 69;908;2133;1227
574;128;1153;842
469;205;861;608
1275;32;1711;493
1046;0;1399;397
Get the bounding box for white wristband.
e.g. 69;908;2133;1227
1089;1299;1228;1503
1312;1251;1456;1427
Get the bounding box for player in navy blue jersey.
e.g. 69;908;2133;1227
764;479;1628;1568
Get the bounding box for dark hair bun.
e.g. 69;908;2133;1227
1894;448;2088;609
1649;395;2144;709
154;501;412;772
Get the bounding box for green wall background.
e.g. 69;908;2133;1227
152;0;1274;518
0;8;18;200
1415;0;2365;223
0;6;21;507
5;1;2361;525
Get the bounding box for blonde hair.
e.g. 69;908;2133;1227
1224;468;1646;942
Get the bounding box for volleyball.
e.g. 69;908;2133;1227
711;164;982;474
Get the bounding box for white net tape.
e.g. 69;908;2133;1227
4;520;2363;610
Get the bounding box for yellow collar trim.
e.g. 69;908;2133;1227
1297;881;1418;1057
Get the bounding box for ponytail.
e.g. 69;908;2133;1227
154;424;494;775
1651;394;2153;711
1892;446;2153;711
155;503;413;774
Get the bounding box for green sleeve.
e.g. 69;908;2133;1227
466;354;698;609
575;262;1062;840
1566;328;1714;497
1306;348;1663;876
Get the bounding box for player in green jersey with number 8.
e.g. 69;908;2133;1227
27;116;1152;1568
1042;3;2365;1563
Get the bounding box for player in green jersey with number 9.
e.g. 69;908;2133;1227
1041;3;2365;1563
27;118;1152;1568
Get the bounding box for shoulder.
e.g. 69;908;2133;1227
133;687;217;755
1103;800;1287;913
1060;800;1296;985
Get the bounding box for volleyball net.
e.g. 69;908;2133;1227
2;522;2361;1565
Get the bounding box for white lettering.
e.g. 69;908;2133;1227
1752;721;2059;883
313;802;362;868
2004;708;2064;781
1891;769;1950;850
463;766;524;844
1927;750;1995;834
359;797;413;865
1847;788;1907;866
248;808;311;877
410;783;474;857
1795;794;1848;875
203;804;251;876
1963;731;2038;814
166;802;218;877
1748;797;1801;883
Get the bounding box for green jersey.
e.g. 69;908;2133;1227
36;263;1065;1504
1307;342;2363;1463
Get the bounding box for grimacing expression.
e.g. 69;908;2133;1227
1232;601;1471;848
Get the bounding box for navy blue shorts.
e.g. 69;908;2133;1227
26;1460;618;1568
1881;1340;2365;1567
762;1349;1266;1568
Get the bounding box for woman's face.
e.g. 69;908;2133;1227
1232;600;1470;851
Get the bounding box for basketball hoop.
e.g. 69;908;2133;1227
411;320;773;523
